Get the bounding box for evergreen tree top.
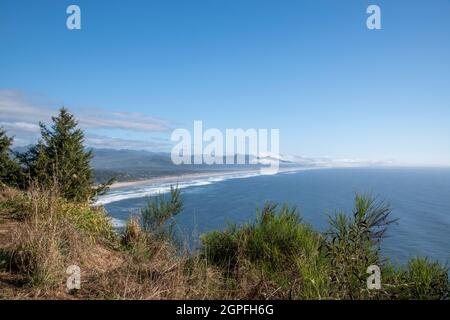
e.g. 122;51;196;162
0;127;14;153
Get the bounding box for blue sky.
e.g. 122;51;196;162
0;0;449;165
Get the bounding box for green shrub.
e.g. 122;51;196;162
245;204;319;272
201;226;239;272
58;200;115;240
405;258;449;299
141;186;182;241
201;203;326;295
0;128;23;188
383;258;449;299
324;194;396;299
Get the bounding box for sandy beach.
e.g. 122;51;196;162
109;169;263;189
108;167;312;190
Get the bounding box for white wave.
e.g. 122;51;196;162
94;168;315;206
110;217;126;228
95;171;262;205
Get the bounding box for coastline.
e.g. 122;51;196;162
108;167;312;190
109;169;262;190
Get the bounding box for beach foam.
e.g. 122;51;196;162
95;171;263;205
110;217;127;228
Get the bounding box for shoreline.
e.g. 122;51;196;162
109;169;262;190
108;167;313;190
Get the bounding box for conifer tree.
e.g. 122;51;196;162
0;128;22;187
28;108;94;201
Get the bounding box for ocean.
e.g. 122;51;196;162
99;167;450;265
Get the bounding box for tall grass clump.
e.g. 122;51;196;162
403;258;449;299
382;258;449;299
6;184;114;240
3;185;114;286
121;216;151;260
201;203;327;298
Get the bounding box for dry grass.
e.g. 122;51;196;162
80;216;225;300
82;243;186;299
5;188;94;287
0;185;117;296
0;187;225;299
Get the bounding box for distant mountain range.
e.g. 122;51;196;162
90;149;391;183
12;146;391;183
90;148;299;183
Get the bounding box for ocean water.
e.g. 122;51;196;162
100;167;450;265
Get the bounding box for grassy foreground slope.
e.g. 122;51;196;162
0;186;448;300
